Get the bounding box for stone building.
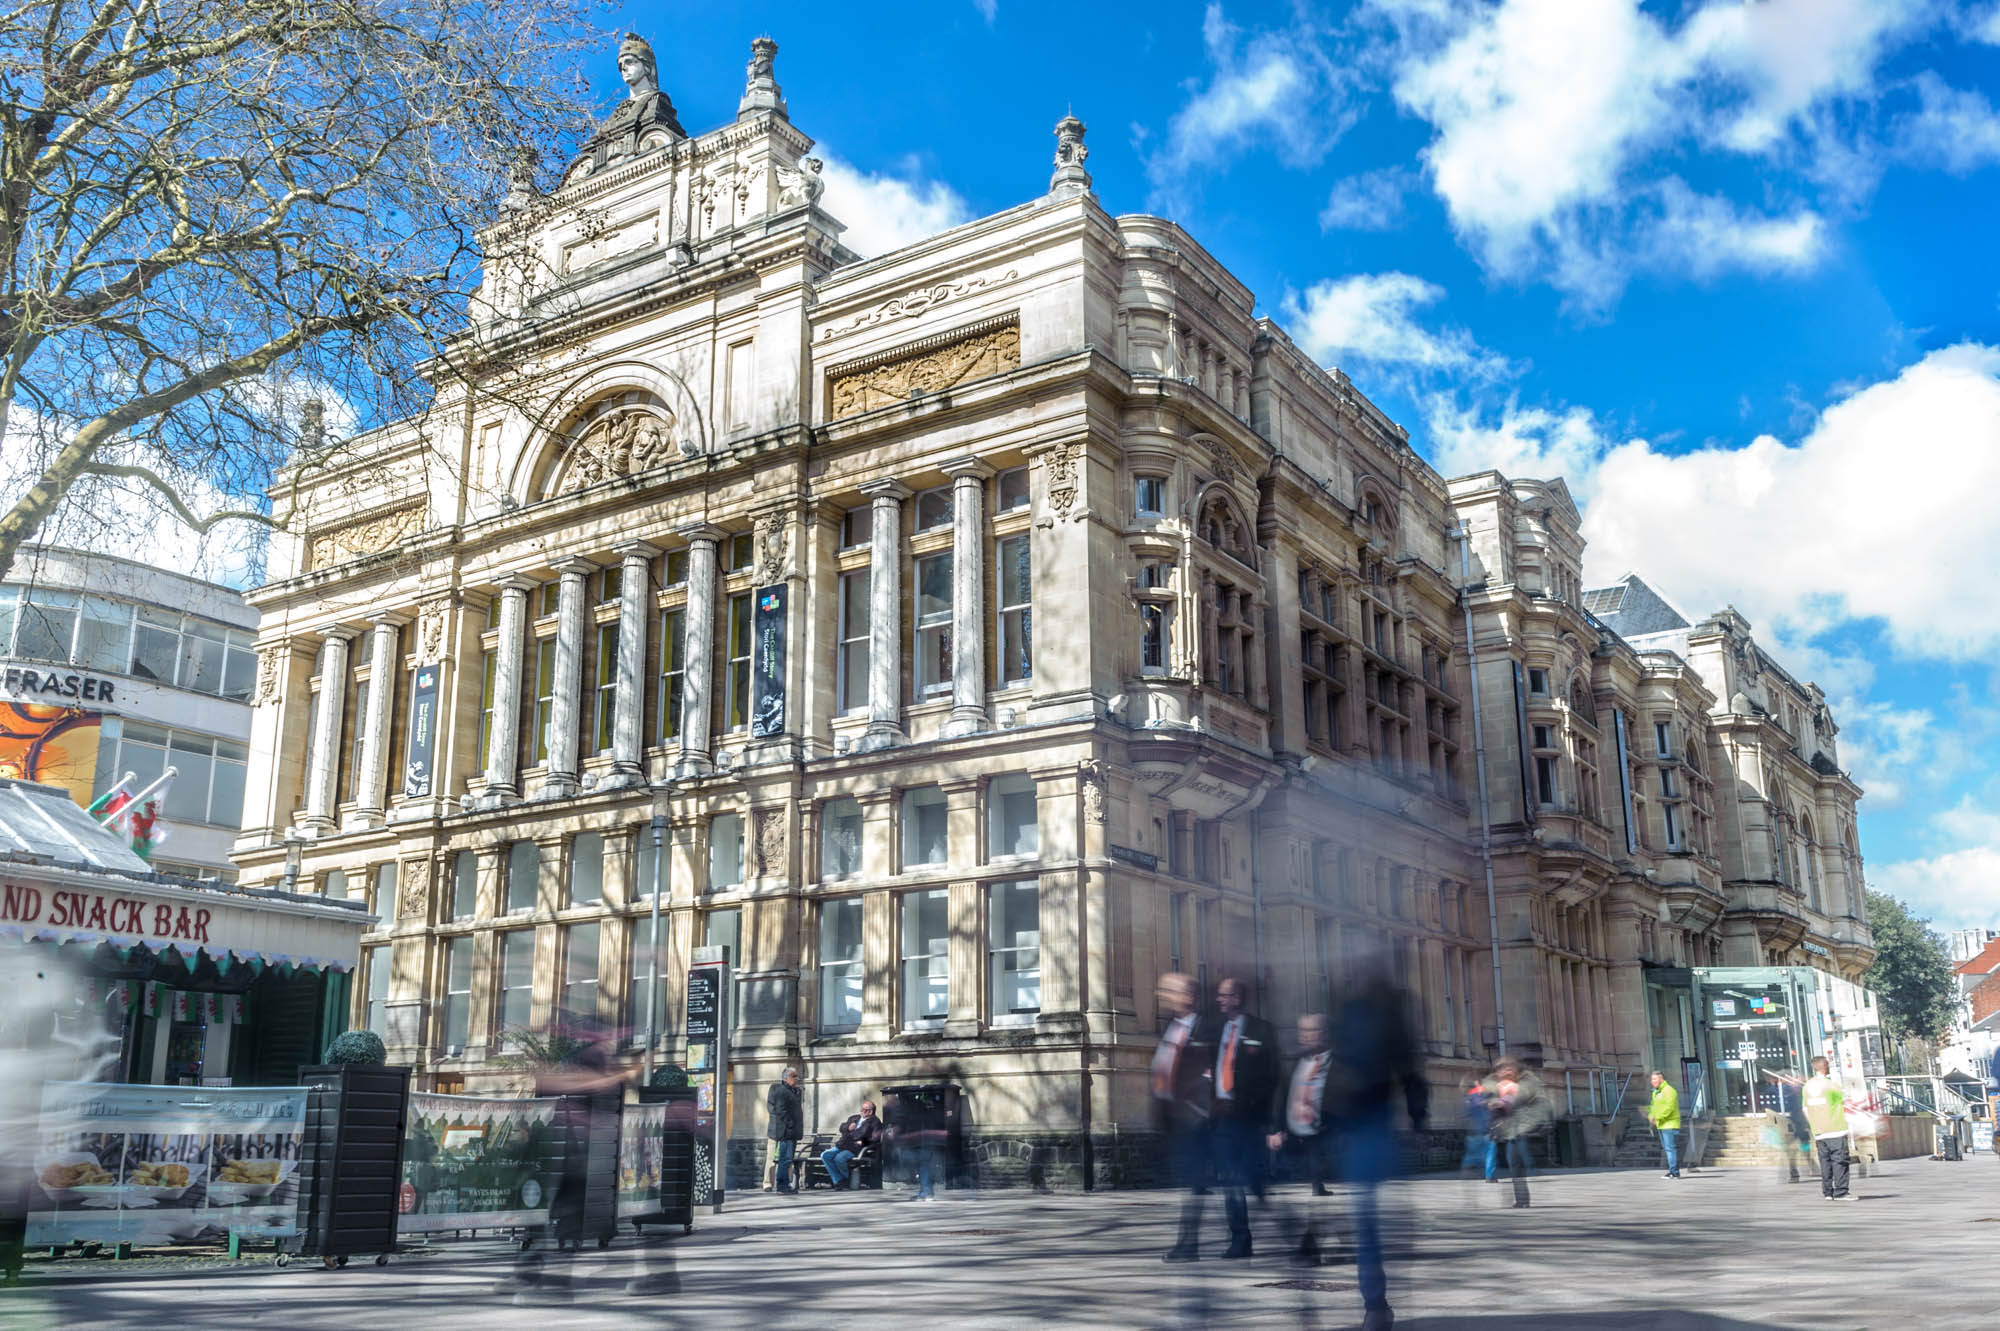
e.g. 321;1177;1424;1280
230;36;1873;1179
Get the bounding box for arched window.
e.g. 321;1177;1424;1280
1799;815;1821;913
1198;493;1255;567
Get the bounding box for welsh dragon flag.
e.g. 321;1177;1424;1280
88;769;173;861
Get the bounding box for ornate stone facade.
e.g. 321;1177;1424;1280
234;38;1872;1182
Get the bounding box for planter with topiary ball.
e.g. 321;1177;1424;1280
292;1031;411;1265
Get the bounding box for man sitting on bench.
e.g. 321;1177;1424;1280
821;1100;883;1190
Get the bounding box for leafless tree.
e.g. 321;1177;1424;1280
0;0;599;582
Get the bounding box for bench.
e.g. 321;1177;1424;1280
796;1133;881;1190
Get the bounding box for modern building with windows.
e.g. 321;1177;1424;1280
0;544;256;879
228;38;1873;1178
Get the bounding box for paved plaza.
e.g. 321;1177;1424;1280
6;1156;1993;1330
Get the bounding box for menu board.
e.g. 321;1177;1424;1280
396;1092;558;1233
27;1081;305;1246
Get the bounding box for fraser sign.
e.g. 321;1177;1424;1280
0;662;117;703
0;881;213;944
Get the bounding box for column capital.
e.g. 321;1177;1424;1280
313;621;361;642
367;610;412;630
493;573;539;596
551;555;598;578
860;479;913;502
613;539;663;562
678;522;728;545
943;456;996;481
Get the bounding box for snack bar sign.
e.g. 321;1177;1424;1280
0;880;215;946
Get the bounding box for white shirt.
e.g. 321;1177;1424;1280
1152;1014;1193;1100
1287;1052;1328;1137
1215;1015;1244;1101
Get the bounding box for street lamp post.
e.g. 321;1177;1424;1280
645;812;667;1079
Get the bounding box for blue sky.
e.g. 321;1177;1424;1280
627;1;2000;930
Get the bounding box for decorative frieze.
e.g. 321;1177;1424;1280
305;503;424;572
824;270;1019;339
826;317;1020;418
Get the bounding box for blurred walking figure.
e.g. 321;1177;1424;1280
1760;1107;1806;1184
1457;1076;1496;1183
1266;1012;1333;1263
1803;1056;1855;1201
1320;967;1429;1331
765;1066;803;1194
1153;972;1215;1262
1484;1057;1551;1209
1647;1071;1683;1178
1206;976;1279;1259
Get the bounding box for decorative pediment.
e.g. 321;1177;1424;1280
547;408;678;496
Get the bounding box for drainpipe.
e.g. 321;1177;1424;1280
1457;524;1508;1056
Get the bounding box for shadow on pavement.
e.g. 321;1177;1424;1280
1394;1317;1804;1331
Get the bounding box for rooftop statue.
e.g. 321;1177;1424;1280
570;33;686;177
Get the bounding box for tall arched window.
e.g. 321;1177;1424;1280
1799;815;1821;913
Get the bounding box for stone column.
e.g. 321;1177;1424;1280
611;542;659;784
302;627;355;833
676;525;724;775
351;616;404;827
860;480;909;745
545;557;593;796
943;459;992;738
484;577;533;799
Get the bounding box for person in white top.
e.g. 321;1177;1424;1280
1267;1013;1334;1263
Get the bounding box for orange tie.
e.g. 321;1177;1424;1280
1221;1023;1238;1096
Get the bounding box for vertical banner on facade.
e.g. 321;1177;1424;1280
1510;662;1536;825
1612;709;1638;854
402;664;441;798
750;585;786;739
27;1081;305;1246
396;1092;558;1233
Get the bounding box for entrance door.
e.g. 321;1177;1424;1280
1710;1020;1796;1114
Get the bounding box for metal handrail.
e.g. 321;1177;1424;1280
1602;1071;1637;1126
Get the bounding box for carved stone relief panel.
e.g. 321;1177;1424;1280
305;503;425;572
826;318;1021;418
399;858;432;921
551;410;677;495
752;807;787;877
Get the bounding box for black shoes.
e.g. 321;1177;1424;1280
1222;1241;1253;1260
1162;1245;1199;1263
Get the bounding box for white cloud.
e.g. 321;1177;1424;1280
1978;5;2000;44
972;0;997;23
1571;343;2000;663
1424;398;1619;495
1145;4;1343;206
817;154;974;260
1892;73;2000;174
1874;844;2000;933
1319;167;1415;231
1282;272;1510;381
1373;0;1921;302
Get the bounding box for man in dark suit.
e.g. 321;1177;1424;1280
1204;975;1280;1259
1152;972;1214;1262
1266;1011;1335;1262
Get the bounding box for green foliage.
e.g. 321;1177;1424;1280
497;1028;597;1071
1862;891;1957;1045
324;1029;387;1066
647;1064;690;1091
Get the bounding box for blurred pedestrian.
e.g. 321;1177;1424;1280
1458;1075;1496;1183
1320;967;1429;1331
1206;976;1279;1259
1485;1057;1551;1209
1647;1070;1683;1179
1802;1056;1855;1201
1266;1012;1333;1263
495;1027;622;1304
765;1066;803;1194
1154;972;1215;1262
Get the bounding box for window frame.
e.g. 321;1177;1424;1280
995;532;1032;686
836;568;871;713
987;878;1041;1024
818;897;865;1034
913;550;953;697
899;887;950;1028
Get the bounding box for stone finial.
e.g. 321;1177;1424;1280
1049;114;1091;196
500;149;539;213
739;36;787;118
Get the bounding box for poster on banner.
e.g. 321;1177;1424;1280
396;1093;559;1233
27;1081;305;1246
616;1103;667;1218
